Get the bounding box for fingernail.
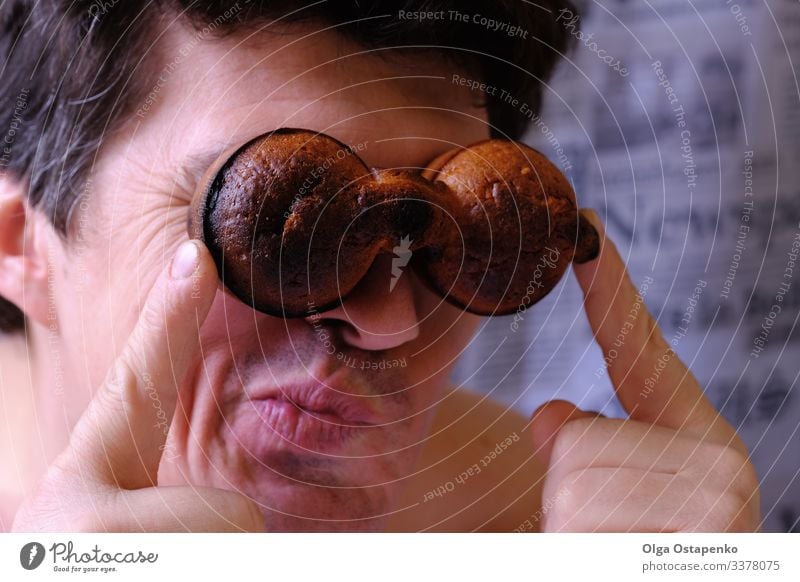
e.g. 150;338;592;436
171;241;200;279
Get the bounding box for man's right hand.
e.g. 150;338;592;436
12;240;264;532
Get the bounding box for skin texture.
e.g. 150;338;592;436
0;21;539;532
0;21;759;532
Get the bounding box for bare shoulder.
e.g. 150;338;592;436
387;386;546;532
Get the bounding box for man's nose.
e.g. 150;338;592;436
307;253;420;350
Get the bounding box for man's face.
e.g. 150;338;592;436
45;22;488;530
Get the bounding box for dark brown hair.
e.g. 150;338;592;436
0;0;575;332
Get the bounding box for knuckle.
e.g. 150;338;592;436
737;455;759;496
117;338;151;386
642;343;675;377
101;359;143;412
716;443;750;473
694;445;759;531
698;443;754;491
138;290;169;336
640;312;669;354
121;294;170;375
702;489;750;532
674;454;758;532
550;418;594;462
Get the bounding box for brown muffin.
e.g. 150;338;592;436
189;129;433;316
418;140;598;315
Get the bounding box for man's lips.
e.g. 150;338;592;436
245;373;389;450
254;381;380;424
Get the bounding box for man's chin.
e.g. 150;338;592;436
219;403;426;527
172;445;408;532
248;477;394;532
261;507;389;532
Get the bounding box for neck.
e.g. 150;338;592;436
0;331;37;527
29;323;79;464
0;327;72;499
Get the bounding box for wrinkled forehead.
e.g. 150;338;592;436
109;21;489;181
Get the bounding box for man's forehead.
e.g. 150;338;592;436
122;24;488;189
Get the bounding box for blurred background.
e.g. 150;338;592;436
453;0;800;532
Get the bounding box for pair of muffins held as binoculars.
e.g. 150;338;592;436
188;128;599;318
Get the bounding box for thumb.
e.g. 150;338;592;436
530;400;604;466
70;239;219;489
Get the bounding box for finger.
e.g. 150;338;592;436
573;210;722;437
19;486;265;533
111;487;265;532
66;240;218;489
541;417;745;494
530;399;604;466
543;467;748;532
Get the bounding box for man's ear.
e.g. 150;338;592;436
0;176;51;327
